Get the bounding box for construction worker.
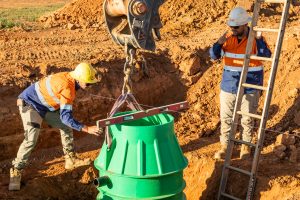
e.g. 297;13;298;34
9;63;102;191
209;7;271;160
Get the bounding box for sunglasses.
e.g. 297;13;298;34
230;26;240;29
86;83;93;87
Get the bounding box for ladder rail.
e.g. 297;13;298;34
217;1;263;198
246;0;291;199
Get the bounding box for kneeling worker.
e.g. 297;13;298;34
9;63;102;191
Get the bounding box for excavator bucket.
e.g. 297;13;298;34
103;0;164;51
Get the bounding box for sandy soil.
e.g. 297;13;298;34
0;0;299;199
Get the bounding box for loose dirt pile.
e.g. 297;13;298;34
39;0;103;29
0;0;300;199
159;0;236;36
39;0;240;34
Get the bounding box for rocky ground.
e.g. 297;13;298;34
0;0;299;199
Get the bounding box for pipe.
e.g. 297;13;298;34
94;176;111;187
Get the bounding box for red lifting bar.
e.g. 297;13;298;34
96;101;188;127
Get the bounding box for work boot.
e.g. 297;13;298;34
214;144;228;160
64;152;91;170
9;168;21;191
240;144;251;159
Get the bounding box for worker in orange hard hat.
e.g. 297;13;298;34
209;7;272;160
9;63;102;191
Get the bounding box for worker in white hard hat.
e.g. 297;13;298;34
209;7;272;160
9;63;102;191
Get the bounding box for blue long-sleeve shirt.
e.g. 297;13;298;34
19;82;83;131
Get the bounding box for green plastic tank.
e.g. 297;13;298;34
94;113;188;200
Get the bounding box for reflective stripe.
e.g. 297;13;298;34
60;104;72;110
46;76;60;104
224;52;256;59
224;65;263;72
35;83;56;111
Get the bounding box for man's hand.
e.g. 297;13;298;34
82;125;103;136
255;31;262;39
217;31;228;45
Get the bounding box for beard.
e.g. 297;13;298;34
237;31;244;37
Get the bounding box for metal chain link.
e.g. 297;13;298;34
121;44;149;94
122;46;136;94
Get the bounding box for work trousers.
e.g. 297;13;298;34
220;90;260;146
12;105;74;170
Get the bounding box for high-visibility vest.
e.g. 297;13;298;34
35;72;75;111
222;34;263;72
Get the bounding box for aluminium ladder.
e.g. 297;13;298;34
217;0;293;199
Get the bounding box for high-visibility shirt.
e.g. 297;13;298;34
209;29;271;94
19;72;83;131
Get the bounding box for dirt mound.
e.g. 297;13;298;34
160;0;236;36
38;0;300;35
39;0;103;29
39;0;234;33
38;0;233;36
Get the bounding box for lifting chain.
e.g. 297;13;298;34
121;44;148;94
104;44;148;150
122;46;136;94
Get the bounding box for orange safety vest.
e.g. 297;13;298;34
222;34;263;71
35;72;76;111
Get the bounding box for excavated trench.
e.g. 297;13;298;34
0;55;189;200
0;52;188;160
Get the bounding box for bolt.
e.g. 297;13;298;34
132;1;147;16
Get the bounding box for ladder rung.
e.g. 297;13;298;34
250;55;273;62
231;138;256;147
237;111;262;120
221;192;242;200
226;165;252;176
260;0;286;3
242;83;267;91
253;27;280;33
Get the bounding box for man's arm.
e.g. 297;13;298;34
59;89;102;135
255;34;272;58
210;43;223;60
60;105;84;131
209;31;227;60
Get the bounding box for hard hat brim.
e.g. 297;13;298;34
227;16;252;26
86;78;99;84
69;71;99;84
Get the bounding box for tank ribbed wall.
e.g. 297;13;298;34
94;113;188;199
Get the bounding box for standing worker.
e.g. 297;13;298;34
9;63;102;191
209;7;272;160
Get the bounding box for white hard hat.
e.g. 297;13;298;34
227;7;252;26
